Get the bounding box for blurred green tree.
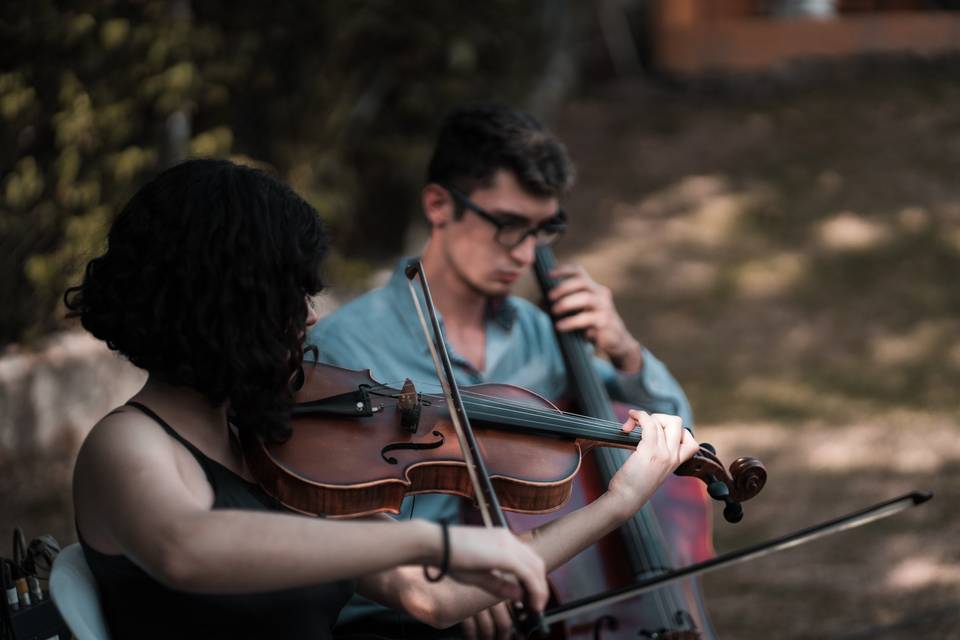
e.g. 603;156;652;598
1;0;572;347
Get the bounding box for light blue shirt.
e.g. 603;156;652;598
311;257;692;397
306;258;694;629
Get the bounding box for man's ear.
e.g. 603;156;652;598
422;183;454;229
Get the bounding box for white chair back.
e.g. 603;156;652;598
49;543;111;640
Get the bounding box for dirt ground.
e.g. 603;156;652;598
549;64;960;639
4;62;960;639
696;418;958;639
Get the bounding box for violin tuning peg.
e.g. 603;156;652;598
706;473;744;523
723;501;744;524
706;475;730;501
700;442;717;455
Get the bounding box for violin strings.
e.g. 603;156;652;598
457;392;626;431
364;379;642;441
452;391;640;441
454;387;684;443
451;388;638;436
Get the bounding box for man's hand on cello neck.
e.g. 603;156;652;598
546;263;645;374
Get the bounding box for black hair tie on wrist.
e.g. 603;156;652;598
423;520;450;583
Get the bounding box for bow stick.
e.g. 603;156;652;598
404;258;549;638
538;491;933;631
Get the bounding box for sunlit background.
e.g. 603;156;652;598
2;1;959;638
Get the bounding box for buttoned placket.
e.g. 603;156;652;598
388;259;516;384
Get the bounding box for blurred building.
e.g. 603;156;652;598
649;0;960;75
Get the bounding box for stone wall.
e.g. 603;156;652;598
0;291;351;461
0;331;146;459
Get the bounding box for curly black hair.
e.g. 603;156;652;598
64;159;327;443
426;103;576;208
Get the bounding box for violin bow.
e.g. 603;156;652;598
404;258;549;638
539;491;933;632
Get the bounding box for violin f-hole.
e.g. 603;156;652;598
380;430;445;464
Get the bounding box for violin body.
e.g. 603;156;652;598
241;362;764;520
242;362;586;518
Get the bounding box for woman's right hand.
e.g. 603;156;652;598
436;525;549;612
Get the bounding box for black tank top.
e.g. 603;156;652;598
79;401;355;640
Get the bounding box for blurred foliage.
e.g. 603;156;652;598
0;0;566;347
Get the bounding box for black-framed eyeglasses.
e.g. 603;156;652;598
443;184;567;249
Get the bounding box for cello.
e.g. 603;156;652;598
506;245;722;639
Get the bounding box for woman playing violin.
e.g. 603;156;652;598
66;158;698;639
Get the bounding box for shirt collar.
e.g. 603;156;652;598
486;296;517;330
387;257;519;335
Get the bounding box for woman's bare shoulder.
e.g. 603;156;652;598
75;404;221;555
77;406;174;469
74;407;186;552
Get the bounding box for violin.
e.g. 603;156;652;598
240;360;765;520
240;258;765;638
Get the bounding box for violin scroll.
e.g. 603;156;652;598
675;443;767;524
729;456;768;502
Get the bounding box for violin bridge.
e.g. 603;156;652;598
398;378;422;433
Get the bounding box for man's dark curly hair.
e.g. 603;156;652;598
64;159;327;443
426;103;576;214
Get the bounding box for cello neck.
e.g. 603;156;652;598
533;246;618;422
534;244;677;578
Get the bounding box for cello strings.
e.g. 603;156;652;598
596;448;681;620
536;248;684;624
560;328;686;621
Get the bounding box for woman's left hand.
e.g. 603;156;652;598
605;410;699;520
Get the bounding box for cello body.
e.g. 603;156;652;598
506;408;716;640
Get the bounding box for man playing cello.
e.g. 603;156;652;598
309;103;695;639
